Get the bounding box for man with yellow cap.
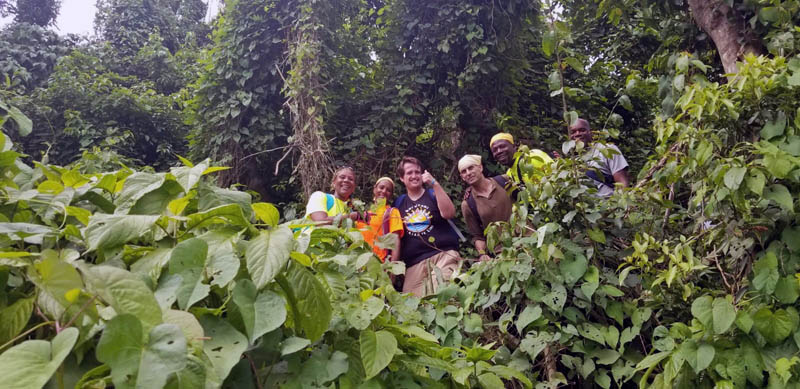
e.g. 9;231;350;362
489;133;553;196
458;154;513;261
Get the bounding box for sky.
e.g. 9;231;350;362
1;0;222;36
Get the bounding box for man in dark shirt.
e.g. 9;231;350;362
458;155;512;261
393;156;462;296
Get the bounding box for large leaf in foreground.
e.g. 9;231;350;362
0;297;33;345
278;262;332;342
360;330;397;380
85;214;160;252
168;238;210;310
231;279;287;343
79;263;162;332
245;226;293;289
96;314;187;389
0;327;78;389
199;315;248;383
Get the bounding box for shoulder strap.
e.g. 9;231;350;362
585;169;615;188
325;193;335;211
464;188;484;231
427;188;436;201
392;194;406;208
492;174;519;202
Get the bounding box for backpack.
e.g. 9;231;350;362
393;189;466;242
585;169;615;189
463;175;511;231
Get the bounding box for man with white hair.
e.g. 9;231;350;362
458;154;513;261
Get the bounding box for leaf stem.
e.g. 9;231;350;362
0;321;55;352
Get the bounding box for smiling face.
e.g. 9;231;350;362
399;162;423;191
459;163;483;186
568;119;593;144
491;140;517;166
332;168;355;200
373;180;394;201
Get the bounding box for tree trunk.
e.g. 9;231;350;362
686;0;763;75
283;2;333;200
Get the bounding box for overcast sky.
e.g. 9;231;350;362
1;0;222;36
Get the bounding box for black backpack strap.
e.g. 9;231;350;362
585;169;615;189
464;187;484;231
492;174;519;202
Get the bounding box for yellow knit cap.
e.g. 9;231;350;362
490;133;514;147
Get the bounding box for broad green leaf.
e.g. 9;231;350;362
197;185;253;220
752;252;780;293
344;296;384;330
360;330;397;379
199;315;248;383
604;326;620;349
761;111;786;140
198;229;241;288
278;262;332;341
231;279;287;343
712;297;735;334
168;238;210;310
281;337;310;356
0;100;32;136
252;202;280;226
516;305;542;334
735;311;753;333
171;160;209;193
163;309;204;350
130;248;173;283
782;226;800;252
691;295;713;328
79;263;162;332
587;228;606;244
635;351;670;371
753;308;799;345
165;354;206;389
478;372;504;389
543;283;567;313
114;172;166;214
32;252;83;308
245;226;293;290
593;348;620;365
723;167;746;190
695;343;715;372
542;30;555;57
580;323;606;345
0;297;33;345
97;314;144;389
764;184;794;212
129;180;184;215
746;170;766;195
775;276;800;304
186;204;250;231
0;327;78;389
85;214;159;252
488;365;533;389
560;254;588;286
137;324;188;389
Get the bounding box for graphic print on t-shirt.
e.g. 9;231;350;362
403;203;433;236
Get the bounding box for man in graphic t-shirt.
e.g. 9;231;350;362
393;156;462;296
568;118;630;197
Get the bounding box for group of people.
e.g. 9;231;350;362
304;119;631;297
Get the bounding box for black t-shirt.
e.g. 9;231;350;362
395;189;460;267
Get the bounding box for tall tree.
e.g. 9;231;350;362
0;0;61;26
686;0;764;74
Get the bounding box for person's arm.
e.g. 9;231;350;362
306;192;358;223
390;233;401;262
422;170;456;219
607;145;630;190
613;168;630;188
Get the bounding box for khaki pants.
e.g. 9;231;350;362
403;250;462;297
